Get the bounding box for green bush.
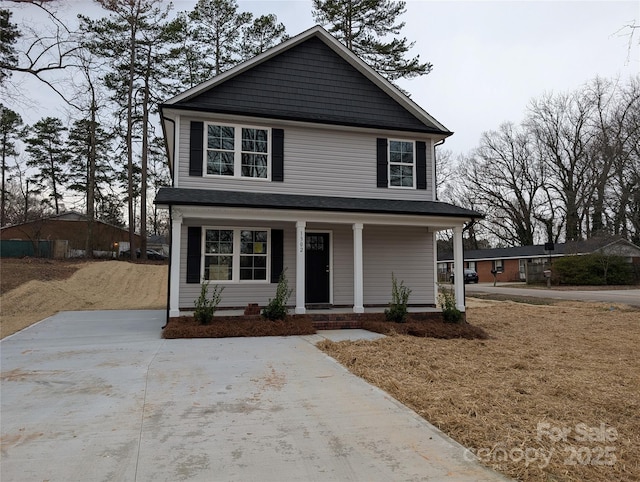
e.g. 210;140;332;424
438;285;463;323
262;269;293;321
384;273;412;323
552;254;633;285
194;281;224;324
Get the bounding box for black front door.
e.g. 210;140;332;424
305;233;330;304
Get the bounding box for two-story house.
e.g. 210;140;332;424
155;26;480;321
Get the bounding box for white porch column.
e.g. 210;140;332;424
169;209;183;317
295;221;306;314
452;225;466;312
352;223;364;313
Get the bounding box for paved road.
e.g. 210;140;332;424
464;283;640;306
1;310;509;482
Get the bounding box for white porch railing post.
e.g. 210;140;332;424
295;221;306;314
353;223;364;313
169;209;182;317
453;225;466;312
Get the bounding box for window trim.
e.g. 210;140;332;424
387;139;416;189
203;123;271;181
202;226;271;283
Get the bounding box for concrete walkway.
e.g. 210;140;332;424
1;310;509;481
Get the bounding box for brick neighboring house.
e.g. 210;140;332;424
0;212;140;258
437;238;640;283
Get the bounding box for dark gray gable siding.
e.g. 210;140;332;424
173;37;445;134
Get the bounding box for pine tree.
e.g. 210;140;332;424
23;117;70;215
66;118;113;211
0;9;20;85
189;0;252;77
239;14;288;60
0;104;22;226
80;0;173;259
312;0;432;81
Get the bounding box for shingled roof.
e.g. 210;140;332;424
155;188;481;219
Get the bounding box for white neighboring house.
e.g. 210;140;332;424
155;26;479;319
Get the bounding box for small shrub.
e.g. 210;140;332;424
385;273;412;323
194;281;224;325
262;269;292;321
438;285;463;323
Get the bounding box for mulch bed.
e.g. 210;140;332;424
162;315;316;338
163;313;488;340
361;320;489;340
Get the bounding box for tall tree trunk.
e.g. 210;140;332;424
49;150;60;214
127;9;137;261
86;97;97;258
139;44;151;260
1;134;6;227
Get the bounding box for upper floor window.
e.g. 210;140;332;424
388;140;415;188
206;124;270;179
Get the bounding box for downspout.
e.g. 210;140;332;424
160;113;176;328
162;207;172;329
433;138;446;201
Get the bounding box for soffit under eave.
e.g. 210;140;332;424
168;205;475;227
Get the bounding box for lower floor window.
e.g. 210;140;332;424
204;228;269;282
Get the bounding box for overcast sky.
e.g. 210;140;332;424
6;0;639;155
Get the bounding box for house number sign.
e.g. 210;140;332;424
299;231;304;254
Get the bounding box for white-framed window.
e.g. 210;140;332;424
203;227;269;282
205;123;270;179
493;259;503;272
388;139;415;188
467;261;476;271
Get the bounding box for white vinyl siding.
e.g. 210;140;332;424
362;225;434;305
178;221;435;310
178;118;434;200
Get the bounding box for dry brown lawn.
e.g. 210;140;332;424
319;299;640;481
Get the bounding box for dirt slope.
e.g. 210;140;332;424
0;261;168;338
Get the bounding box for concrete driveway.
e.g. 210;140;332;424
464;283;640;306
1;310;509;482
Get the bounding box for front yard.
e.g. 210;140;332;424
319;298;640;481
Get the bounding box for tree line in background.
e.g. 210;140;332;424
0;0;426;258
438;75;640;249
1;1;638;258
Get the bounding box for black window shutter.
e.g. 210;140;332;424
272;128;284;182
270;229;284;283
416;141;427;190
186;226;202;283
189;121;204;177
376;138;388;188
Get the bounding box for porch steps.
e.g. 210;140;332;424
300;311;444;330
